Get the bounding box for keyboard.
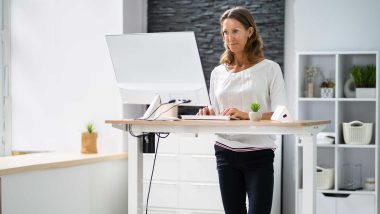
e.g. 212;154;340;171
181;115;239;121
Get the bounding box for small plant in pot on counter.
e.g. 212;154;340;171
249;102;261;121
320;79;335;98
81;122;98;154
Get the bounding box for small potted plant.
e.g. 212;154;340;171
249;102;261;121
351;65;376;98
81;122;98;154
320;79;335;98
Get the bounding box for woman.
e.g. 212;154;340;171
198;6;287;214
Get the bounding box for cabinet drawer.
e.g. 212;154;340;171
143;154;178;180
146;208;178;214
179;134;216;155
143;181;178;208
297;192;336;214
337;194;375;214
178;182;223;210
298;192;376;214
179;210;224;214
179;155;218;182
158;133;180;154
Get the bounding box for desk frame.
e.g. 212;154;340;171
106;120;329;214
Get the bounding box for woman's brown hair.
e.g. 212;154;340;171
219;6;264;65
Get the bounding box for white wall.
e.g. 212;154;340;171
0;0;5;155
2;159;128;214
124;0;147;33
11;0;123;153
283;1;380;213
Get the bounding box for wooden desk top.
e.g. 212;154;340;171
0;152;128;176
105;119;330;127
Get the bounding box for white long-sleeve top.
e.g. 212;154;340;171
209;59;287;151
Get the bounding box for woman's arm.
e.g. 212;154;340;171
270;63;288;110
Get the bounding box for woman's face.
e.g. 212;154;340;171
222;18;253;54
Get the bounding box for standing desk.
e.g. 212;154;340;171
106;119;330;214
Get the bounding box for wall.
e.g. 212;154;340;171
148;0;285;88
10;0;123;153
283;0;380;213
124;0;147;33
147;2;284;214
0;0;4;155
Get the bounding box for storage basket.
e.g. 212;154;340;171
343;121;373;145
316;166;334;190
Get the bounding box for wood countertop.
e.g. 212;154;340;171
0;152;128;176
106;119;330;127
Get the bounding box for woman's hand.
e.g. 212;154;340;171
197;106;215;116
221;108;249;120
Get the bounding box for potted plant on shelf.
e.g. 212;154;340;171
320;79;335;98
81;122;98;154
249;102;261;121
351;65;376;98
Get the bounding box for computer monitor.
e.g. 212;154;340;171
105;32;210;107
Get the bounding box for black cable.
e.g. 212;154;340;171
127;124;142;137
145;135;159;214
156;132;170;138
145;132;170;214
127;123;171;213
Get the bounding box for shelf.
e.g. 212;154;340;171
298;98;335;102
297;189;376;195
297;144;335;148
296;51;379;214
338;98;376;102
298;98;377;102
337;144;376;149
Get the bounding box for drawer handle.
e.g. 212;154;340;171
322;193;350;198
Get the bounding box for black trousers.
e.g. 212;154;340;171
214;144;274;214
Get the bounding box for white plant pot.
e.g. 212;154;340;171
356;88;376;98
249;112;262;121
320;88;334;98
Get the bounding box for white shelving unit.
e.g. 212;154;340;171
295;51;379;214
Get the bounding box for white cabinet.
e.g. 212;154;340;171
297;192;336;214
295;51;379;214
337;194;375;214
1;158;128;214
178;182;223;210
297;192;375;214
144;133;282;214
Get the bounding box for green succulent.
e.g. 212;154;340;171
320;79;335;88
250;102;261;112
86;122;95;133
351;65;376;88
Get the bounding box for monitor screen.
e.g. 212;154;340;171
105;32;210;106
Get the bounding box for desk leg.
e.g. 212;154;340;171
301;134;317;214
128;132;143;214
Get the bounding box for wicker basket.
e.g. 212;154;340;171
343;121;373;145
316;166;334;190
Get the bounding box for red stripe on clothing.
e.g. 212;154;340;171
215;142;276;152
